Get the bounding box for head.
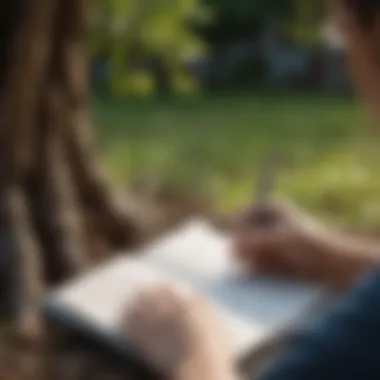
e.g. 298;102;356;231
329;1;380;127
344;0;380;28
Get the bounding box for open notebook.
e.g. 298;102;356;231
42;219;329;373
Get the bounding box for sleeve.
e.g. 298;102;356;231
257;268;380;380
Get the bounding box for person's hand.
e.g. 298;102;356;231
232;201;331;281
121;284;233;378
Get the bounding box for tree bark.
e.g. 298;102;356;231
0;0;138;337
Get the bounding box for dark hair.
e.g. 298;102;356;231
345;0;380;27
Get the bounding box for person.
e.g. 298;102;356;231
124;2;380;380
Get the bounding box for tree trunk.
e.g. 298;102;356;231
0;0;138;337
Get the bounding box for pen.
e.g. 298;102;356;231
254;151;280;204
247;151;280;228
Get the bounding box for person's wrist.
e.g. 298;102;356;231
330;239;378;289
308;229;379;290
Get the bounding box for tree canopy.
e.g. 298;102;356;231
89;0;211;95
89;0;324;95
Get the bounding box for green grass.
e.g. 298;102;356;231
93;92;380;232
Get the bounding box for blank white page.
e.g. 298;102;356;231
47;219;326;358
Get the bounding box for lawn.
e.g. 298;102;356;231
93;92;380;232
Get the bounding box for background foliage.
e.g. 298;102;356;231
89;1;380;232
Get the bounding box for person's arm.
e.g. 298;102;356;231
233;201;380;290
258;267;380;380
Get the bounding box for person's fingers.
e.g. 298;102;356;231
233;220;309;276
233;224;288;256
126;287;185;353
131;283;177;308
235;235;318;279
127;283;195;330
125;283;174;327
237;246;294;275
237;203;283;230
